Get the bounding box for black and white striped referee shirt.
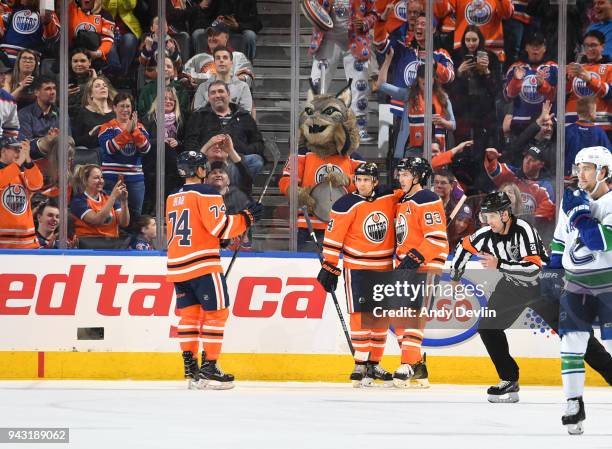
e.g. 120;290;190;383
450;217;548;287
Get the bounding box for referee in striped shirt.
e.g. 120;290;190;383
451;191;612;402
451;191;552;403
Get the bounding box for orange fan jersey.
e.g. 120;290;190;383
448;0;513;61
395;188;449;271
373;0;407;51
322;188;400;271
566;62;612;131
0;162;42;248
166;183;248;283
70;191;121;238
278;148;365;230
68;0;115;58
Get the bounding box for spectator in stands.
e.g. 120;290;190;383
431;139;473;170
504;99;555;167
184;80;264;179
199;132;254;194
128;214;155;250
183;20;254;88
503;0;535;67
0;0;12;14
373;0;413;62
68;48;97;117
0;0;59;67
433;169;461;220
39;133;75;198
98;92;150;223
483;145;555;225
587;0;612;58
70;163;129;239
500;181;523;217
452;25;501;145
448;202;477;251
207;160;252;211
0;137;42;248
377;51;455;159
34;198;59;248
216;0;262;61
138;16;181;82
504;32;557;133
6;49;39;110
0;60;19;139
566;30;612;139
447;0;514;63
68;0;117;72
193;46;252;112
71;76;116;149
141;86;185;214
18;76;61;161
565;96;611;177
137;56;190;121
308;0;378;141
102;0;143;79
188;0;219;57
149;0;193;61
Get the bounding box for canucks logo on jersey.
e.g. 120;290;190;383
363;212;388;243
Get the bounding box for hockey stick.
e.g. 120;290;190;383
225;140;281;278
302;206;355;355
446;194;467;229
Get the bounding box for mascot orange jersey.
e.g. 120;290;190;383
279;149;365;229
395;189;449;271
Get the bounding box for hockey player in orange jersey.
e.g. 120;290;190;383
392;157;449;387
0;137;42;248
317;162;398;387
166;151;263;389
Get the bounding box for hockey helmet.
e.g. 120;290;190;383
480;191;512;214
396;157;432;186
177;151;208;178
573;146;612;178
354;162;379;181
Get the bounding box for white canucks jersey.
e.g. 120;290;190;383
552;190;612;293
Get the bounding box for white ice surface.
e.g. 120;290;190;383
0;381;611;449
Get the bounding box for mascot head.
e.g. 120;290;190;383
299;80;359;157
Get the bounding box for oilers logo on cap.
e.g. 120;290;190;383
2;185;28;215
363;212;389;243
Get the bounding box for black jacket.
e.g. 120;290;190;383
218;0;262;33
184;103;265;160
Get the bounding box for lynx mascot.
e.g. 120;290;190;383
279;81;364;250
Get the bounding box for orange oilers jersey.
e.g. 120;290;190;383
278;148;365;230
566;62;612;130
68;1;115;58
322;188;399;271
70;192;120;239
449;0;513;61
373;0;407;50
0;162;42;248
165;183;248;283
395;188;449;271
434;0;456;33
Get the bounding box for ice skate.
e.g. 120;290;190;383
392;363;414;388
487;380;519;403
182;351;200;390
411;356;430;388
562;397;585;435
197;360;235;390
365;362;393;387
350;363;372;388
393;355;429;388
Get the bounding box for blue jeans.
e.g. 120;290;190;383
241;29;257;61
104;177;145;225
226;154;264;188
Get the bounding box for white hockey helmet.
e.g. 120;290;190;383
574;146;612;175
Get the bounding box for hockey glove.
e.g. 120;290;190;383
317;262;341;293
539;268;564;303
397;248;425;270
241;202;264;227
562;188;591;227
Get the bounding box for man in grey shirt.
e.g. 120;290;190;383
193;46;253;112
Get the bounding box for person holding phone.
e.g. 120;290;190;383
98;92;150;225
